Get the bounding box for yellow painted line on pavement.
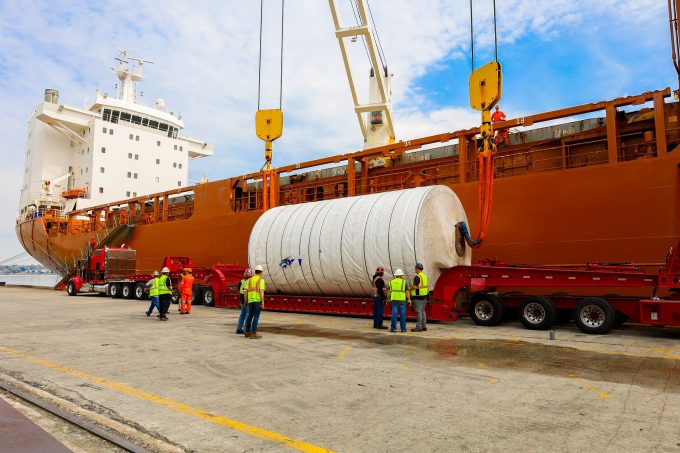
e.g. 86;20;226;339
568;374;610;399
337;346;351;360
0;345;334;453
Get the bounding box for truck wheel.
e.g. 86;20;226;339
122;284;134;299
192;285;203;305
67;281;78;296
470;293;505;326
519;296;556;330
134;282;147;300
203;287;215;307
110;283;122;298
573;297;615;334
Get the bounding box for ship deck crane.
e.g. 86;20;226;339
328;0;395;149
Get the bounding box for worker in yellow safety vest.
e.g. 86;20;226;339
411;263;429;332
235;268;253;334
144;271;160;317
387;268;411;332
157;267;173;321
244;265;266;339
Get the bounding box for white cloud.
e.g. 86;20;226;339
0;0;671;261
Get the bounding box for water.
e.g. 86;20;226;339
0;274;60;287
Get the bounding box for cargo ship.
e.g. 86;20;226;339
15;31;680;283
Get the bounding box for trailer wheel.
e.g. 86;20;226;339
191;285;203;305
134;282;147;300
573;297;615;334
470;293;505;326
109;283;122;298
202;287;215;307
519;296;556;330
67;281;78;296
121;284;134;299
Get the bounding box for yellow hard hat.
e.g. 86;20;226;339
184;268;192;273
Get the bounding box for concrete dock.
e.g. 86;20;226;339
0;286;679;452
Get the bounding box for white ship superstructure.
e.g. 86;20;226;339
18;52;213;220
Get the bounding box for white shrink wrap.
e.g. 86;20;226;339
247;185;471;297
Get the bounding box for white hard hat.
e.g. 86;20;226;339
161;267;170;273
394;268;404;276
254;265;264;272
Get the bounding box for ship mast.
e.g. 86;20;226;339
113;50;154;102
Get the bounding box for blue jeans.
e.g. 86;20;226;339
146;296;159;316
236;298;249;332
390;303;407;332
372;296;385;327
245;302;262;333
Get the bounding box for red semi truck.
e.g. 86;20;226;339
66;247;245;306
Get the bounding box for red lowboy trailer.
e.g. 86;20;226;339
431;243;680;334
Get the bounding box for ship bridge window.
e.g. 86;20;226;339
159;123;168;132
142;118;149;126
131;115;142;124
172;129;178;138
103;109;111;121
120;112;131;122
111;110;119;123
149;120;159;129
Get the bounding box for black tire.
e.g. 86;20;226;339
573;297;616;334
469;293;505;326
121;284;134;299
109;283;122;298
134;282;147;300
67;281;78;296
518;296;556;330
171;289;180;304
192;285;203;305
202;287;215;307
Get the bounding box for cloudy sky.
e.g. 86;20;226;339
0;0;674;264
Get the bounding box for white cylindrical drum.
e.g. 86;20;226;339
248;185;471;297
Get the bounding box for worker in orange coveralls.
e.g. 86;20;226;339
179;268;194;314
491;105;509;146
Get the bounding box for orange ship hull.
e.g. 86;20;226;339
16;90;680;276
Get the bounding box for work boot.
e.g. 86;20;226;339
244;332;250;337
411;327;423;332
249;333;262;339
236;330;245;334
377;326;388;329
